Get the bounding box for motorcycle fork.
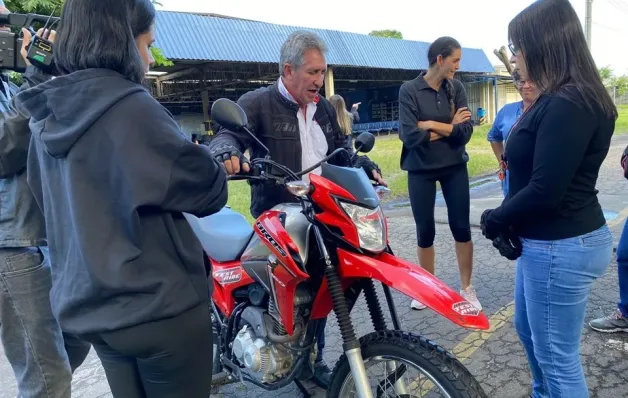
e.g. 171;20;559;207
312;226;373;398
362;279;409;395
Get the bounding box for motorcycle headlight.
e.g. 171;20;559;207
339;202;387;253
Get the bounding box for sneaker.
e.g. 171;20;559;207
411;299;427;310
589;309;628;333
461;285;482;311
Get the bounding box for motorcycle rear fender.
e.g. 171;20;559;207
311;249;490;330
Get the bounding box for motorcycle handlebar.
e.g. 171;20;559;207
225;148;350;183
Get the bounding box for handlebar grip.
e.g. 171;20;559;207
227;175;265;182
227;175;250;181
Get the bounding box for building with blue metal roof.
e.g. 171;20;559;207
147;11;505;136
153;11;494;73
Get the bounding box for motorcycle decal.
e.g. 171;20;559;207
256;221;287;257
210;259;255;316
214;267;243;285
452;301;480;317
255;211;309;335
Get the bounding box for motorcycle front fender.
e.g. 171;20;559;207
336;249;490;330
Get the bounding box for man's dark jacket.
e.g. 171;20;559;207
210;81;380;217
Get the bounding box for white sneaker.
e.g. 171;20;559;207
410;299;427;310
460;285;482;311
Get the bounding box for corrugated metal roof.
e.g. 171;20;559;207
154;11;494;73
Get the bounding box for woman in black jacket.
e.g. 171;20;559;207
481;1;617;396
16;0;227;396
398;37;480;311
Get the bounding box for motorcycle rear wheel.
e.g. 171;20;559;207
327;330;487;398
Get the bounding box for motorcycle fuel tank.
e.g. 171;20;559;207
241;203;312;292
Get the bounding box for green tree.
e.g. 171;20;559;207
368;29;403;39
4;0;63;15
615;75;628;97
599;66;614;87
151;47;173;67
599;66;628;97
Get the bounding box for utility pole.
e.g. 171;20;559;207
585;0;593;50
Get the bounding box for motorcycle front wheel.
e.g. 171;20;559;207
327;330;487;398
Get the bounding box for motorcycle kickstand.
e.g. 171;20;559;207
294;379;314;398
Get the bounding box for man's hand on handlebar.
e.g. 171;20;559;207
371;170;387;187
209;143;251;176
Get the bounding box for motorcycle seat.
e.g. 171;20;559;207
184;207;254;263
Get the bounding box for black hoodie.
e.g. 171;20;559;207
16;69;228;335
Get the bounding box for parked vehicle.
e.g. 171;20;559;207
185;98;490;398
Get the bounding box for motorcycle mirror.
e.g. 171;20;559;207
211;98;248;132
211;98;271;158
354;132;375;154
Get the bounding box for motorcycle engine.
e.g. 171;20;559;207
231;290;314;384
232;324;293;383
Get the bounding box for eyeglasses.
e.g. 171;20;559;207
508;42;519;55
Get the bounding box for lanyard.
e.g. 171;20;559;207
498;98;539;181
503;97;539;155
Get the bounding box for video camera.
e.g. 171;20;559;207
0;12;59;73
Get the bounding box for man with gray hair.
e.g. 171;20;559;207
210;30;385;388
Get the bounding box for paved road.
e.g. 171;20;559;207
3;136;628;398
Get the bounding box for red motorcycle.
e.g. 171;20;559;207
185;98;490;398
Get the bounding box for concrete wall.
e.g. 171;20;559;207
173;113;205;137
464;81;491;123
497;82;521;110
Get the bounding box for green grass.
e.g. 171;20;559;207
367;125;497;201
616;104;628;134
227;109;628;221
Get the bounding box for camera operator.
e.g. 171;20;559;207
0;14;91;398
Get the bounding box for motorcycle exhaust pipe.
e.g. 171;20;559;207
264;313;303;343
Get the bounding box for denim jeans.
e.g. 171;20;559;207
514;225;613;398
0;247;91;398
314;317;327;362
615;220;628;317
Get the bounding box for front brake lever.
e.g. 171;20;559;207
374;184;391;199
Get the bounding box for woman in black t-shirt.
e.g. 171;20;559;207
398;37;480;311
481;1;617;397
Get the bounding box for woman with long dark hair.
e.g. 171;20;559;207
398;36;480;311
15;0;227;396
481;1;617;396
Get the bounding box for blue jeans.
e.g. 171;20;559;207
501;170;509;198
514;225;613;398
0;247;91;397
615;220;628;317
314;317;327;362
